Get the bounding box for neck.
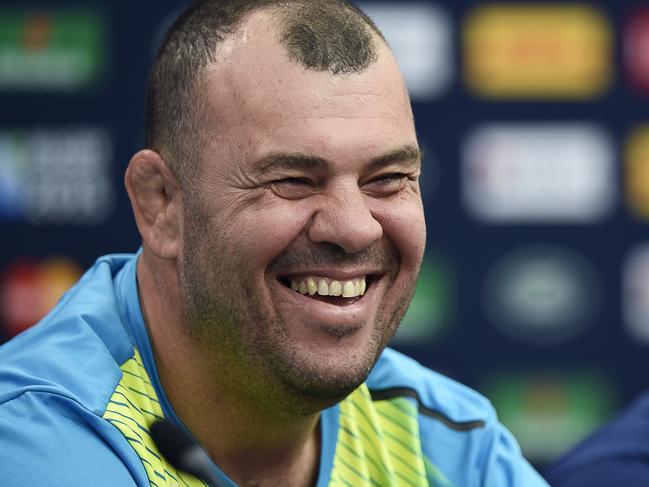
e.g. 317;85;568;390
136;250;321;487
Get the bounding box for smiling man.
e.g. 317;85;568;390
0;1;547;486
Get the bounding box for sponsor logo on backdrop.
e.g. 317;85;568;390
463;123;616;223
463;4;611;98
0;257;82;338
625;125;649;220
358;2;453;100
0;8;107;91
624;244;649;343
625;8;649;95
481;371;616;462
0;127;114;224
393;250;455;344
483;245;600;346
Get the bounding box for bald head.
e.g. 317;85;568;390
145;0;387;187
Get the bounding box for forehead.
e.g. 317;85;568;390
199;10;416;165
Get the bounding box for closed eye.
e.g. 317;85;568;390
363;173;416;196
269;177;315;199
274;177;311;186
373;173;409;185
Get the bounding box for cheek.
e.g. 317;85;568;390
372;197;426;267
220;202;314;265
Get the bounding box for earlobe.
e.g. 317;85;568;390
125;149;182;259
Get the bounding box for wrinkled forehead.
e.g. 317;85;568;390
199;10;414;133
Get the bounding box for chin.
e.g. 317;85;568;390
280;375;365;415
271;345;379;412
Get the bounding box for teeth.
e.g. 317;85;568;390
298;281;308;295
318;279;329;296
307;278;317;295
329;281;342;296
342;281;355;298
288;276;367;298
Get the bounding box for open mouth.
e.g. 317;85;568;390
279;275;377;305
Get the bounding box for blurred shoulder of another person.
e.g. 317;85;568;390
545;391;649;487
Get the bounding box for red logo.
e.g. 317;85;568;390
625;8;649;94
0;258;82;338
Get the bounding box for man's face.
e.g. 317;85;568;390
179;14;426;407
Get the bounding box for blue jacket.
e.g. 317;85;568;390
546;391;649;487
0;253;547;486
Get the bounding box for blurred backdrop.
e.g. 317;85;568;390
1;0;648;469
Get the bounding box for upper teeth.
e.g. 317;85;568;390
289;277;366;298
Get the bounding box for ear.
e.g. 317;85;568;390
125;149;182;259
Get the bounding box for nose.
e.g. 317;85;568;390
307;184;383;253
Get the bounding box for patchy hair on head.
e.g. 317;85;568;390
144;0;384;187
278;3;379;75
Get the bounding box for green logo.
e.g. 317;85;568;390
0;9;107;91
481;370;617;462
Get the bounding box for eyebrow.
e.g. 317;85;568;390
251;144;423;176
366;144;423;172
252;153;328;176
